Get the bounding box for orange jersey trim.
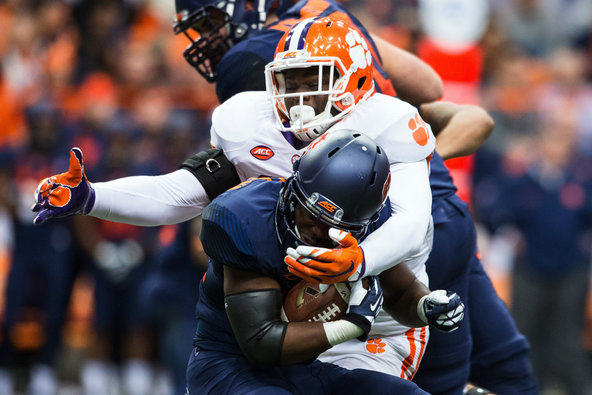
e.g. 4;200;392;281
400;326;427;380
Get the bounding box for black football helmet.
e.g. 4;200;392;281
173;0;291;82
276;129;391;247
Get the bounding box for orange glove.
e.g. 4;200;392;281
285;228;365;284
32;148;95;225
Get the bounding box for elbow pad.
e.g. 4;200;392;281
180;148;241;201
225;289;288;366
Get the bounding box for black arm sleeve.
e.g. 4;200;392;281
224;289;288;367
180;148;241;201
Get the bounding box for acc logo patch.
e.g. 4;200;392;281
283;51;299;58
250;146;275;160
316;200;338;213
291;154;300;164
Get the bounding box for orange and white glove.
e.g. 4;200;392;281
285;228;365;284
32;148;95;225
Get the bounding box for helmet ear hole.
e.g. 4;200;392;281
327;147;340;157
357;76;367;90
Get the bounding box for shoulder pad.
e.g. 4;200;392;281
342;94;435;163
211;92;271;148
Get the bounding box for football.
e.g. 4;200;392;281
281;281;351;323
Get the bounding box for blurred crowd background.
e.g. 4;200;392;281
0;0;592;394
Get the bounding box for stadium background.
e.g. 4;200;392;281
1;0;591;394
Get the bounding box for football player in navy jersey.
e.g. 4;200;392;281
187;130;460;394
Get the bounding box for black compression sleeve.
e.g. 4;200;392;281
224;289;288;367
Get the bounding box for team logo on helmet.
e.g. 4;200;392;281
311;193;344;220
250;145;275;160
317;200;338;213
343;28;372;72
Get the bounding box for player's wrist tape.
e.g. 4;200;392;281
417;295;429;324
323;320;363;346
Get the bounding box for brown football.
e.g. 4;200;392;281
281;281;351;323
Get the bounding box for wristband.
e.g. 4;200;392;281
417;294;428;324
323;320;363;346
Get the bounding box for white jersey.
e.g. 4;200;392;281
212;91;435;180
212;91;434;377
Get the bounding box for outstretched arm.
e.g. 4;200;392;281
371;33;443;106
89;170;208;226
32;147;244;226
420;101;494;160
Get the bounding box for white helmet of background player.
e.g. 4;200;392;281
265;16;375;142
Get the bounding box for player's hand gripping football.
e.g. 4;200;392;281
343;276;383;341
285;228;365;284
417;290;464;333
32;147;95;225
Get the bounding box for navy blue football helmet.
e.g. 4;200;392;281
173;0;291;82
277;129;391;246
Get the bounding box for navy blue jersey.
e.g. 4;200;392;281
194;177;389;355
216;0;394;103
429;152;464;224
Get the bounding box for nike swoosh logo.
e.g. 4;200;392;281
370;295;383;312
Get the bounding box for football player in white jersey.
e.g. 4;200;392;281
32;17;464;377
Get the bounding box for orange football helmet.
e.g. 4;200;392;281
265;16;375;142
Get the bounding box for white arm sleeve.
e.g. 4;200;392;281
360;160;432;276
89;169;210;226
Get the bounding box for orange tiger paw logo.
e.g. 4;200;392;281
365;338;386;354
409;114;429;146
